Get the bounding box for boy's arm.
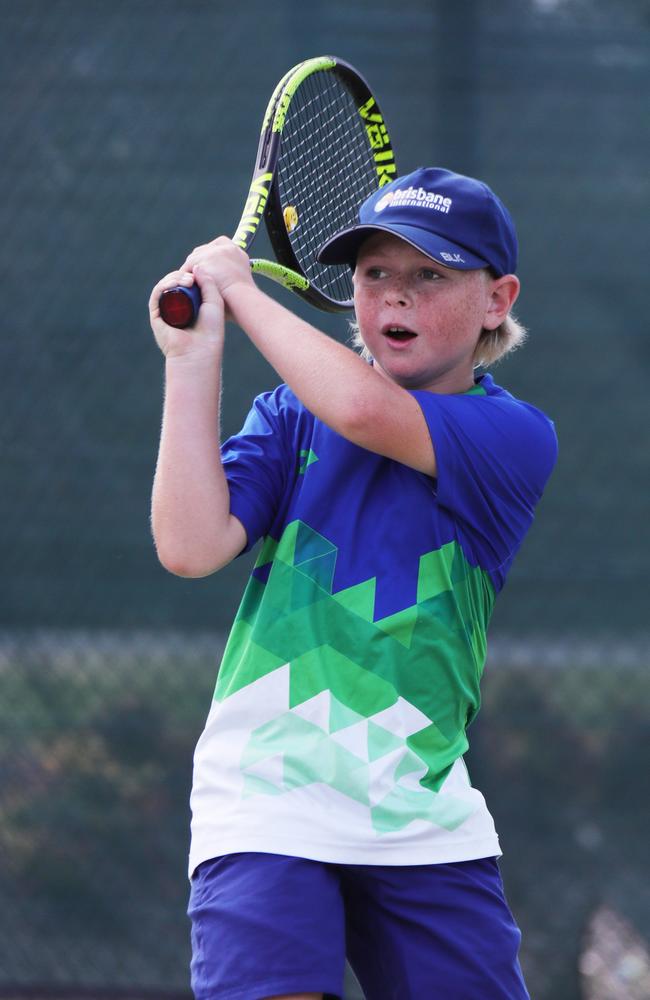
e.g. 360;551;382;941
189;240;437;477
149;270;247;577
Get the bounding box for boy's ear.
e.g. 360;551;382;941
484;274;520;330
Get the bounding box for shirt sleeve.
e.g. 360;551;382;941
410;388;558;579
221;387;295;553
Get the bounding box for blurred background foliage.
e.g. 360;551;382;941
1;1;648;998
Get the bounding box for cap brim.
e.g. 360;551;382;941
317;223;490;271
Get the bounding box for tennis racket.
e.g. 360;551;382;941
159;55;397;328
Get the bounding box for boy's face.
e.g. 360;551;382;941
353;232;499;393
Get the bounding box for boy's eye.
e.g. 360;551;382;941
365;266;386;279
419;268;440;281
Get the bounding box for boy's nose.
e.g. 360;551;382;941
385;280;409;306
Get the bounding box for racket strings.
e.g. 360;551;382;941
276;71;380;304
281;79;375;291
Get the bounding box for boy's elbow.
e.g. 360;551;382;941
154;538;223;578
153;524;245;577
156;549;215;578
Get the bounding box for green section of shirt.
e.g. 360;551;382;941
215;521;494;808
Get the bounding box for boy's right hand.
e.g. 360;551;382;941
149;268;225;361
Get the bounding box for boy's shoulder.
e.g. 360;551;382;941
245;384;317;444
413;372;554;430
255;382;305;415
478;373;557;444
412;371;558;482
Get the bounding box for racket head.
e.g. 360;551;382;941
161;57;396;327
260;57;397;312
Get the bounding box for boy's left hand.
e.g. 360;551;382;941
182;237;255;317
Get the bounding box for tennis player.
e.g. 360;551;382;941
149;167;557;1000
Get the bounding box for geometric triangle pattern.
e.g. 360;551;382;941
215;519;496;833
298;448;319;474
240;682;474;833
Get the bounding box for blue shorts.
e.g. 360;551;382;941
188;853;529;1000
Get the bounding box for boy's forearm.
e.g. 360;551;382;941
227;283;400;437
151;348;243;576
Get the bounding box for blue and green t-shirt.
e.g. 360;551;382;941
189;373;557;874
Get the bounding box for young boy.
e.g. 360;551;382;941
149;167;557;1000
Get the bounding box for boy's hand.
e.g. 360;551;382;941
182;236;255;315
149;265;225;360
149;237;255;358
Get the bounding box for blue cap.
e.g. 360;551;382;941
317;167;518;276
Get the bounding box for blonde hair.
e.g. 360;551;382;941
472;312;527;367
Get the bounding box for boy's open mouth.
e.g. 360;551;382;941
383;326;418;343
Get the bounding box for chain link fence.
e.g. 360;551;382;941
2;1;649;997
2;633;649;998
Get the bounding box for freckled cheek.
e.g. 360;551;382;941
353;292;380;332
429;297;481;342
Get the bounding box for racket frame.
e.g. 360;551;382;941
159;56;396;326
241;56;397;312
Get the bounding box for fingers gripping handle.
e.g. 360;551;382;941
158;260;310;328
159;283;202;329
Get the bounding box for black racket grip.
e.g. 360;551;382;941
159;283;202;328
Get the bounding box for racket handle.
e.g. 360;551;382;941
159;283;202;328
